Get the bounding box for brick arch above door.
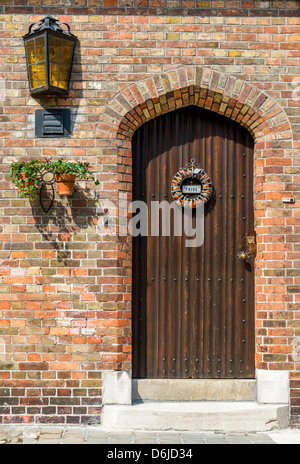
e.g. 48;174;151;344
96;66;293;145
95;66;297;426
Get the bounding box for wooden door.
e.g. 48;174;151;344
132;106;255;379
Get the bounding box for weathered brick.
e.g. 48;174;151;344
0;363;18;370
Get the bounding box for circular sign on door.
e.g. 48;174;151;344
171;158;213;208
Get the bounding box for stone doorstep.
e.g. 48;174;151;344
100;402;290;433
132;379;257;402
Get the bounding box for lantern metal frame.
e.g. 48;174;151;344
23;15;77;96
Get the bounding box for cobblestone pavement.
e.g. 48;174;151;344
0;426;279;444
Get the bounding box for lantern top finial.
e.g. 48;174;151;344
24;15;76;39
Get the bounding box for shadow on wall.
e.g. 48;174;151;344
28;184;103;267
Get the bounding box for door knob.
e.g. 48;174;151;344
237;251;250;262
237;235;256;263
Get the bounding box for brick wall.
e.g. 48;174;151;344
0;1;300;425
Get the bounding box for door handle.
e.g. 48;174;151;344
237;235;256;263
237;250;250;262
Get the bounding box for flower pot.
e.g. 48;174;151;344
56;174;76;195
18;172;35;192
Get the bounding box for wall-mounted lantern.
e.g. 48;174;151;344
23;15;77;95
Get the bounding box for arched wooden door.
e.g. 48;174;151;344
132;106;255;379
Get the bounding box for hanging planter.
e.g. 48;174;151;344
9;158;99;212
48;158;99;196
55;174;77;195
9;160;43;201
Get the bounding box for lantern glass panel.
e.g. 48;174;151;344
29;64;39;89
37;62;46;87
50;62;59;88
25;39;35;65
35;36;45;63
59;65;70;90
49;35;61;62
61;40;73;65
